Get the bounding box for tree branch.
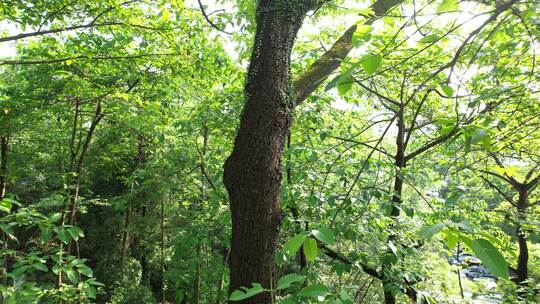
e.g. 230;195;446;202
404;126;460;162
318;241;381;279
0;1;145;43
353;77;401;106
479;169;513;185
292;0;403;105
0;53;181;65
197;0;231;35
480;175;517;208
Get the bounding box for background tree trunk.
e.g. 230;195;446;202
1;136;9;287
0;136;8;199
515;190;528;284
222;1;317;302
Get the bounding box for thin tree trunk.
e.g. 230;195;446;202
140;204;148;286
57;97;81;289
390;107;406;217
67;100;104;256
193;243;201;304
120;135;147;271
194;125;209;304
215;248;230;304
515;190;529;284
120;183;134;271
457;242;464;299
161;195;165;303
0;136;7;199
516;226;528;283
1;136;9;287
383;108;406;304
222;1;318;302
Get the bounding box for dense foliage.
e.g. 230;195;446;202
0;0;538;303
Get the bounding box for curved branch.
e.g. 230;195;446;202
197;0;231;35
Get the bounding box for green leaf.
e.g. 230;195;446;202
303;238;318;262
437;0;459;13
86;278;105;287
353;25;373;47
67;268;79;283
77;265;93;277
445;231;458;249
470;238;508;279
280;298;296;304
471;129;491;148
419;34;440;44
12;265;29;277
360;54;382;75
459;233;473;250
311;227;335;245
277;273;305;290
40;225;52;241
50;213;62;223
229;283;265;301
33;263;48;272
298;284;331;297
67;227;80;241
455;220;473;231
85;285;97;299
337;80;353;96
0;199;12;213
355;25;373;36
325;74;340;91
283;233;307;257
337;72;354;96
73;226;84;237
354;7;375;18
445;192;463;207
440;84;454;97
54;227;71;244
418;223;445;239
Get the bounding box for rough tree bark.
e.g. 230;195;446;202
223;2;319;301
223;0;402;302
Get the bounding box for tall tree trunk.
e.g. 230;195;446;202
193;243;201;304
222;1;317;302
160;194;166;304
390;107;405;217
383;108;405;304
140;204;148;287
120;135;146;271
0;136;8;199
193;125;208;304
222;0;402;301
1;136;9;287
119;183;134;272
66;100;103;257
